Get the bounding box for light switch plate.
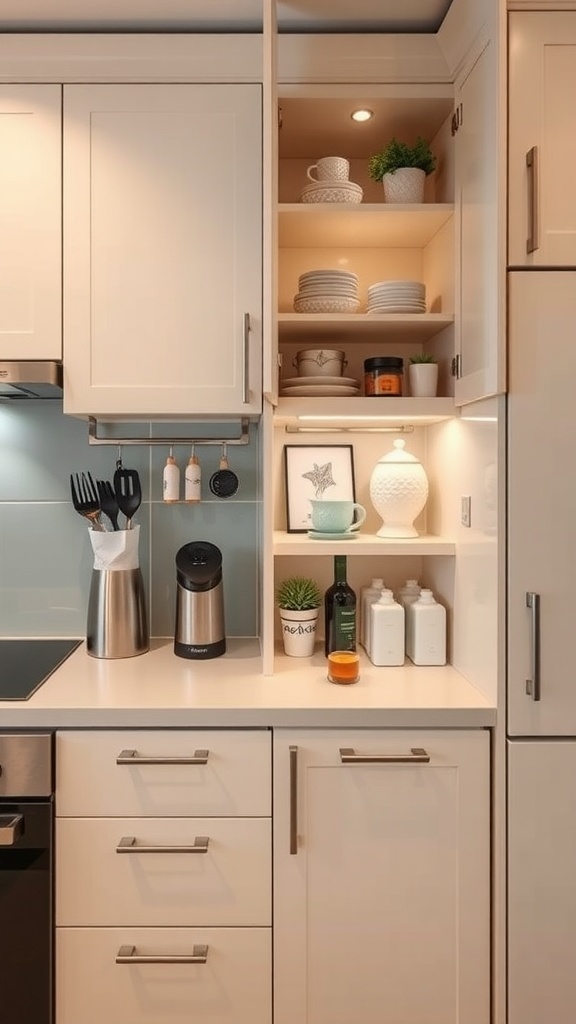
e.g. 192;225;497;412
461;495;471;528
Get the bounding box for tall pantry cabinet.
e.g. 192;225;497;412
507;12;576;1024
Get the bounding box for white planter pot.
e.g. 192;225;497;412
382;167;426;204
408;362;438;397
369;439;429;538
279;607;319;657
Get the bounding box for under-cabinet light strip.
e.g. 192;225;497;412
285;425;414;434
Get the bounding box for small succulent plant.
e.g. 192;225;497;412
276;576;322;610
409;352;437;364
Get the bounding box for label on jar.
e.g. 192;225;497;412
364;371;402;396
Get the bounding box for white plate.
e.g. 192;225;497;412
296;285;359;296
281;375;359;387
281;384;360;396
367;304;427;314
368;280;425;289
299;271;358;283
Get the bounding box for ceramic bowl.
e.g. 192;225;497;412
294;348;347;377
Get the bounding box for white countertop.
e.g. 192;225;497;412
0;638;496;728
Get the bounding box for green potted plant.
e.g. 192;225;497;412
277;576;322;657
408;352;438;397
368;136;436;204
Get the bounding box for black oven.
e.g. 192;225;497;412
0;732;54;1024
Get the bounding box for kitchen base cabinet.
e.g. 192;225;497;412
273;728;490;1024
508;741;576;1024
56;927;271;1024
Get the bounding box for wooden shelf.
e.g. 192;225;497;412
273;531;455;556
277;312;454;342
273;396;456;426
278;203;454;247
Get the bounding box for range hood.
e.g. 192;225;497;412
0;361;63;399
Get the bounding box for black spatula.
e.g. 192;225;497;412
113;467;142;530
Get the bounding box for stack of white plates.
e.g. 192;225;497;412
300;180;363;205
280;374;361;397
367;280;427;314
293;269;360;314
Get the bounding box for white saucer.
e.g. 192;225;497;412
281;384;360;396
281;375;359;388
308;530;359;540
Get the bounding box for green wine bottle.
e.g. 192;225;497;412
324;555;357;655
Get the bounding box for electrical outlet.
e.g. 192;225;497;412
461;495;472;528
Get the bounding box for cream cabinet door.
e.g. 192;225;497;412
273;729;490;1024
509;12;576;266
454;35;504;404
0;85;61;361
63;84;262;418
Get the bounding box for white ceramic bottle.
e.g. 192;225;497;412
360;577;385;652
163;451;180;503
369;589;405;666
185;450;201;503
405;588;446;666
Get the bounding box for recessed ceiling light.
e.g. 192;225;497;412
351;109;374;123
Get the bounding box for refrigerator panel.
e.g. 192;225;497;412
508;271;576;736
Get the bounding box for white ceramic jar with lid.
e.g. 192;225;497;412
369;439;429;538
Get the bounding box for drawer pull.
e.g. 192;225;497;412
0;813;23;846
339;747;430;764
116;748;209;765
116;835;209;854
116;944;208;965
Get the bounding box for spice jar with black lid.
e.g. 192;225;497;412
364;356;404;396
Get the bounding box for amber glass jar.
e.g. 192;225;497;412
364;356;404;396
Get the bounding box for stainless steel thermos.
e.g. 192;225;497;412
174;541;226;659
86;567;149;659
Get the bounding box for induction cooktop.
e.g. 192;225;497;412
0;639;82;700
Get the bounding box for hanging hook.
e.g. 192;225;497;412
116;445;123;470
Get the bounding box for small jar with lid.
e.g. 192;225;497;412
364;356;403;396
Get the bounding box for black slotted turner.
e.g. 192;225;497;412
113;467;142;530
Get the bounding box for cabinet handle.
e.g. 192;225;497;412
339;747;430;764
116;944;208;965
243;312;251;404
0;813;23;846
526;146;540;254
116;835;209;854
289;744;298;855
116;748;209;765
525;591;541;701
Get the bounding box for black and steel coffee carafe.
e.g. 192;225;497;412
174;541;226;659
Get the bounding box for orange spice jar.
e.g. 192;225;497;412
364;356;403;396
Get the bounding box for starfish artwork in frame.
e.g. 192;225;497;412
283;444;356;532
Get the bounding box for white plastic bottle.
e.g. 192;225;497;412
405;588;446;666
163;451;180;503
397;578;421;608
185;449;201;503
369;589;405;666
360;577;385;652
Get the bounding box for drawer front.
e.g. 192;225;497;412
56;927;271;1024
56;817;271;926
56;730;271;816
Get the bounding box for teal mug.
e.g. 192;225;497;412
310;499;366;534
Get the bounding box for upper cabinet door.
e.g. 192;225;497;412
63;84;262;418
454;34;504;404
509;12;576;266
0;85;61;361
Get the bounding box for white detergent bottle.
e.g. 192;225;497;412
360;577;385;652
369;589;405;666
405;588;446;666
397;578;421;608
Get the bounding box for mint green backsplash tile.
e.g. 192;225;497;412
150;501;259;638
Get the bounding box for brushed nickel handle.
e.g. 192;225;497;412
339;747;430;764
116;749;209;765
0;813;23;846
525;591;541;701
526;146;540;254
116;944;208;965
243;312;251;404
116;835;209;854
289;744;298;855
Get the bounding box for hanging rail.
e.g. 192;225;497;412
88;417;251;447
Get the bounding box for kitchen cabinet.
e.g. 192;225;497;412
273;728;490;1024
453;33;504;403
63;84;262;419
0;85;61;361
508;740;576;1024
55;729;272;1024
507;272;576;736
508;12;576;266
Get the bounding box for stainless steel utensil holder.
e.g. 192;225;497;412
86;567;149;659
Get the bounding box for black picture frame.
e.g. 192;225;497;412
283;444;356;533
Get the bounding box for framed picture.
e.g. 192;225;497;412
284;444;356;533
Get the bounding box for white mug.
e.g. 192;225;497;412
306;156;350;182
